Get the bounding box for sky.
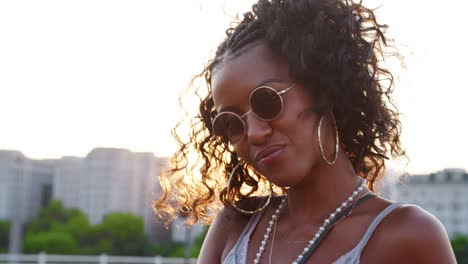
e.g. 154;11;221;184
0;0;467;174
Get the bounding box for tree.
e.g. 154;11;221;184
27;201;88;235
78;225;111;255
190;227;208;257
147;226;208;258
23;231;78;254
0;220;10;253
24;200;90;254
452;235;468;264
23;200;155;256
51;213;89;239
93;212;148;255
148;241;185;257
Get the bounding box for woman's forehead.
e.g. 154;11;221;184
211;43;290;111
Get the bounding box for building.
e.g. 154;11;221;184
0;150;54;253
395;168;468;237
0;150;53;222
53;148;170;241
0;148;173;245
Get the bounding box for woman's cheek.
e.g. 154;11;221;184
233;144;252;163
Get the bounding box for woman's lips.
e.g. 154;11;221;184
256;145;285;165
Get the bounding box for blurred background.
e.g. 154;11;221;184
0;0;467;263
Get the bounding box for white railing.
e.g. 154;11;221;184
0;254;197;264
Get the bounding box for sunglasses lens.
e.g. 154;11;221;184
212;112;244;143
250;87;283;120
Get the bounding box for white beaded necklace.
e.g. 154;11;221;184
253;180;366;264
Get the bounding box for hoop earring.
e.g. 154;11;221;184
317;113;339;165
226;162;273;214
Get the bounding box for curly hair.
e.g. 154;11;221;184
154;0;404;225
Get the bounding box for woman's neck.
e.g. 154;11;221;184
284;151;365;225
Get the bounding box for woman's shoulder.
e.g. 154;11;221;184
380;203;448;242
366;201;456;263
197;205;249;264
217;195;284;239
382;203;449;243
198;195;279;264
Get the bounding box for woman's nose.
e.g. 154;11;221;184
244;113;273;145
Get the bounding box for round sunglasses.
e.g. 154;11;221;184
212;83;296;144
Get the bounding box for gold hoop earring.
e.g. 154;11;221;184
317;113;339;165
226;162;273;214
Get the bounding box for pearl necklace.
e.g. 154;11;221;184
253;180;366;264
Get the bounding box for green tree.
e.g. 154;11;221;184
24;200;154;256
167;243;186;258
51;213;90;239
27;201;88;235
452;235;468;264
0;220;10;253
190;227;208;257
147;226;208;258
148;241;185;257
79;225;109;254
23;231;78;254
24;200;90;255
94;212;148;255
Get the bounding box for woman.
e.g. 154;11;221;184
155;0;456;263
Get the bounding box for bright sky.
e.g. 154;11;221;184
0;0;467;174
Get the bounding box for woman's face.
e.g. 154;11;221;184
211;42;325;187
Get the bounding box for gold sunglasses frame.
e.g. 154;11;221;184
212;83;296;144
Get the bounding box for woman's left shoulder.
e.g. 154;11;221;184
383;203;447;235
374;202;456;263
